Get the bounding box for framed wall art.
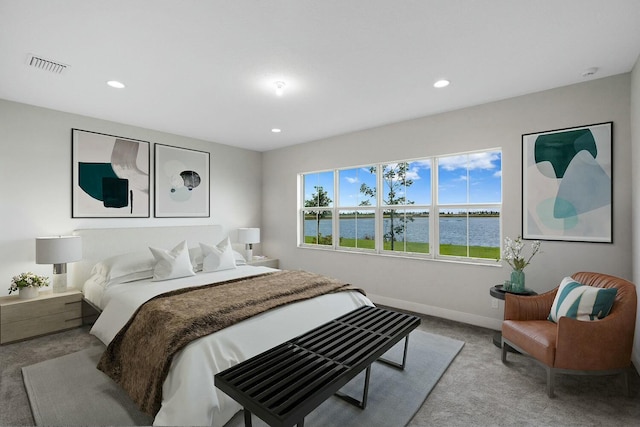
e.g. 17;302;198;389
72;129;150;218
522;122;612;242
154;144;210;217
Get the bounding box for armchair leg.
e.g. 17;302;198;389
546;367;555;398
501;341;509;363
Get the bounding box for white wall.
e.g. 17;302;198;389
0;99;263;296
631;55;640;370
263;74;633;330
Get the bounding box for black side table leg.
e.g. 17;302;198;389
244;408;252;427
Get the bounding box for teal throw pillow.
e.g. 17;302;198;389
548;277;617;323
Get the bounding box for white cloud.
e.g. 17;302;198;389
383;161;431;182
345;176;359;184
405;167;422;181
413;159;432;169
439;152;500;171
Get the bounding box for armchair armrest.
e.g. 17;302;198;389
555;310;634;371
504;288;557;321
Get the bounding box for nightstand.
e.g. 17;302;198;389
247;257;279;269
0;289;83;344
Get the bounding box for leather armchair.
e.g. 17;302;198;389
501;272;637;397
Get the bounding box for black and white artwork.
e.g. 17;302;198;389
72;129;150;217
154;144;210;217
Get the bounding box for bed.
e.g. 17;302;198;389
71;226;373;427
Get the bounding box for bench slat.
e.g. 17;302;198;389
215;306;420;427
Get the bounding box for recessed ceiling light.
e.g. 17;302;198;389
434;79;450;88
271;128;282;133
274;81;285;97
107;80;125;89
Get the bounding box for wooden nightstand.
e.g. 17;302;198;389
0;289;83;344
247;257;279;269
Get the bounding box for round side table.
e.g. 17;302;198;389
490;285;538;349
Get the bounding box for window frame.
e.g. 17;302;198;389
298;148;502;264
433;151;502;261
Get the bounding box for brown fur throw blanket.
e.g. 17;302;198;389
97;270;365;416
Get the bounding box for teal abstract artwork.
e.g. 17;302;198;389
522;122;612;242
72;129;150;217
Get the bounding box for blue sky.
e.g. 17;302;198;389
304;171;335;206
304;151;501;207
438;151;502;204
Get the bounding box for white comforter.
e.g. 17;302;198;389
90;266;373;426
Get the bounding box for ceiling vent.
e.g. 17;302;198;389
26;54;69;74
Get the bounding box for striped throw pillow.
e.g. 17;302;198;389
548;277;617;323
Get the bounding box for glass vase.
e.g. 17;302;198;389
510;270;525;292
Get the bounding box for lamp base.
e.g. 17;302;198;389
52;272;67;293
245;248;253;263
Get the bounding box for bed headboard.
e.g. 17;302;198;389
70;225;223;290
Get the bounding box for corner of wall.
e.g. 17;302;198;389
630;53;640;374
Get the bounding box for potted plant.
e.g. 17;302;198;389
9;272;49;299
500;236;541;292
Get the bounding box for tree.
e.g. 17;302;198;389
360;163;415;250
304;185;332;244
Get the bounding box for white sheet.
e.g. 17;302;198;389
90;265;373;427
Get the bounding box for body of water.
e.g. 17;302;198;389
304;216;500;247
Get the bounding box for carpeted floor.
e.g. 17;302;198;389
21;330;463;427
2;310;640;426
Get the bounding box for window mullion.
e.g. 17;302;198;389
433;157;439;257
466;156;470;257
376;164;383;253
335;172;341;249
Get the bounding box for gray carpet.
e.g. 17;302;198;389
22;330;464;427
22;346;152;426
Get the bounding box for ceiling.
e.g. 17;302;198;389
1;1;640;152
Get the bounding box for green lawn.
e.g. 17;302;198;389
306;236;499;259
440;244;500;259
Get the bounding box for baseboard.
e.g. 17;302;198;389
367;293;502;331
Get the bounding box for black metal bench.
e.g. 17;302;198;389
214;306;421;427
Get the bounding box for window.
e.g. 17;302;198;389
299;149;501;262
437;152;502;259
380;161;431;255
338;210;376;249
303;171;333;246
383;208;429;253
338;167;376;250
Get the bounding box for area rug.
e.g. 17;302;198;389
22;330;464;426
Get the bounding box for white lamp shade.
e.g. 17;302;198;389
237;228;260;244
36;236;82;264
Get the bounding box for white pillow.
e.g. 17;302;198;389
201;237;237;272
88;250;155;288
189;240;245;271
149;240;196;281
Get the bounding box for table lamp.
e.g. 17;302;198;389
237;228;260;262
35;235;82;293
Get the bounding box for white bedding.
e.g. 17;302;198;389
90;265;373;427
